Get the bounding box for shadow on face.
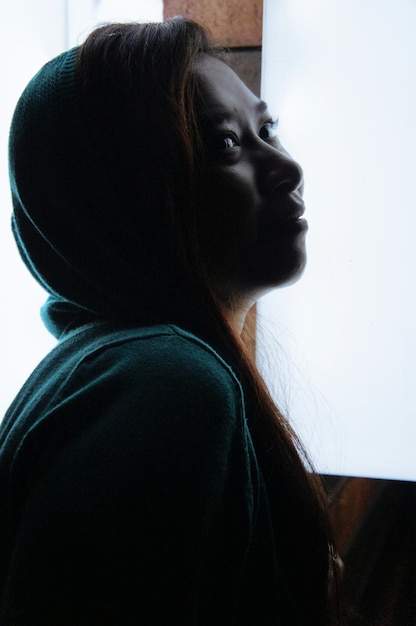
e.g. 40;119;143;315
194;55;308;311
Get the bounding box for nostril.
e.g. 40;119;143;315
269;158;304;196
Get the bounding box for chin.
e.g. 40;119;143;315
281;253;308;286
256;239;308;293
244;262;306;305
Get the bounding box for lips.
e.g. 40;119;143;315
259;192;307;232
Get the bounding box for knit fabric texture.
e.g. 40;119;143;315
9;47;172;325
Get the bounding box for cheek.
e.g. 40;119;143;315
197;165;259;245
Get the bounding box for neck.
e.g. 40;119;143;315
224;296;257;336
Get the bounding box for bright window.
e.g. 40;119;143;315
260;0;416;481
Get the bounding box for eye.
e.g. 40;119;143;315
213;131;240;152
259;118;279;141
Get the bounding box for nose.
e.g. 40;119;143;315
258;142;304;197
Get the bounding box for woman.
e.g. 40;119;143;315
1;17;341;625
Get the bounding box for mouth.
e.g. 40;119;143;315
260;192;307;231
281;192;306;221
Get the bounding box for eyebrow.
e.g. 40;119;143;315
200;99;270;125
257;100;269;114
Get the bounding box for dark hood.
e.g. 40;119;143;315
8;48;194;338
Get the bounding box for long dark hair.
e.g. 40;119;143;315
77;17;342;624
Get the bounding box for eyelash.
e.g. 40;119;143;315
215;118;280;151
259;118;279;141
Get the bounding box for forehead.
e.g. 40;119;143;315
194;55;262;119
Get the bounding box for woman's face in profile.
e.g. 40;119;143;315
194;55;308;307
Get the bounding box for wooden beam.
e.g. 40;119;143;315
163;0;263;47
